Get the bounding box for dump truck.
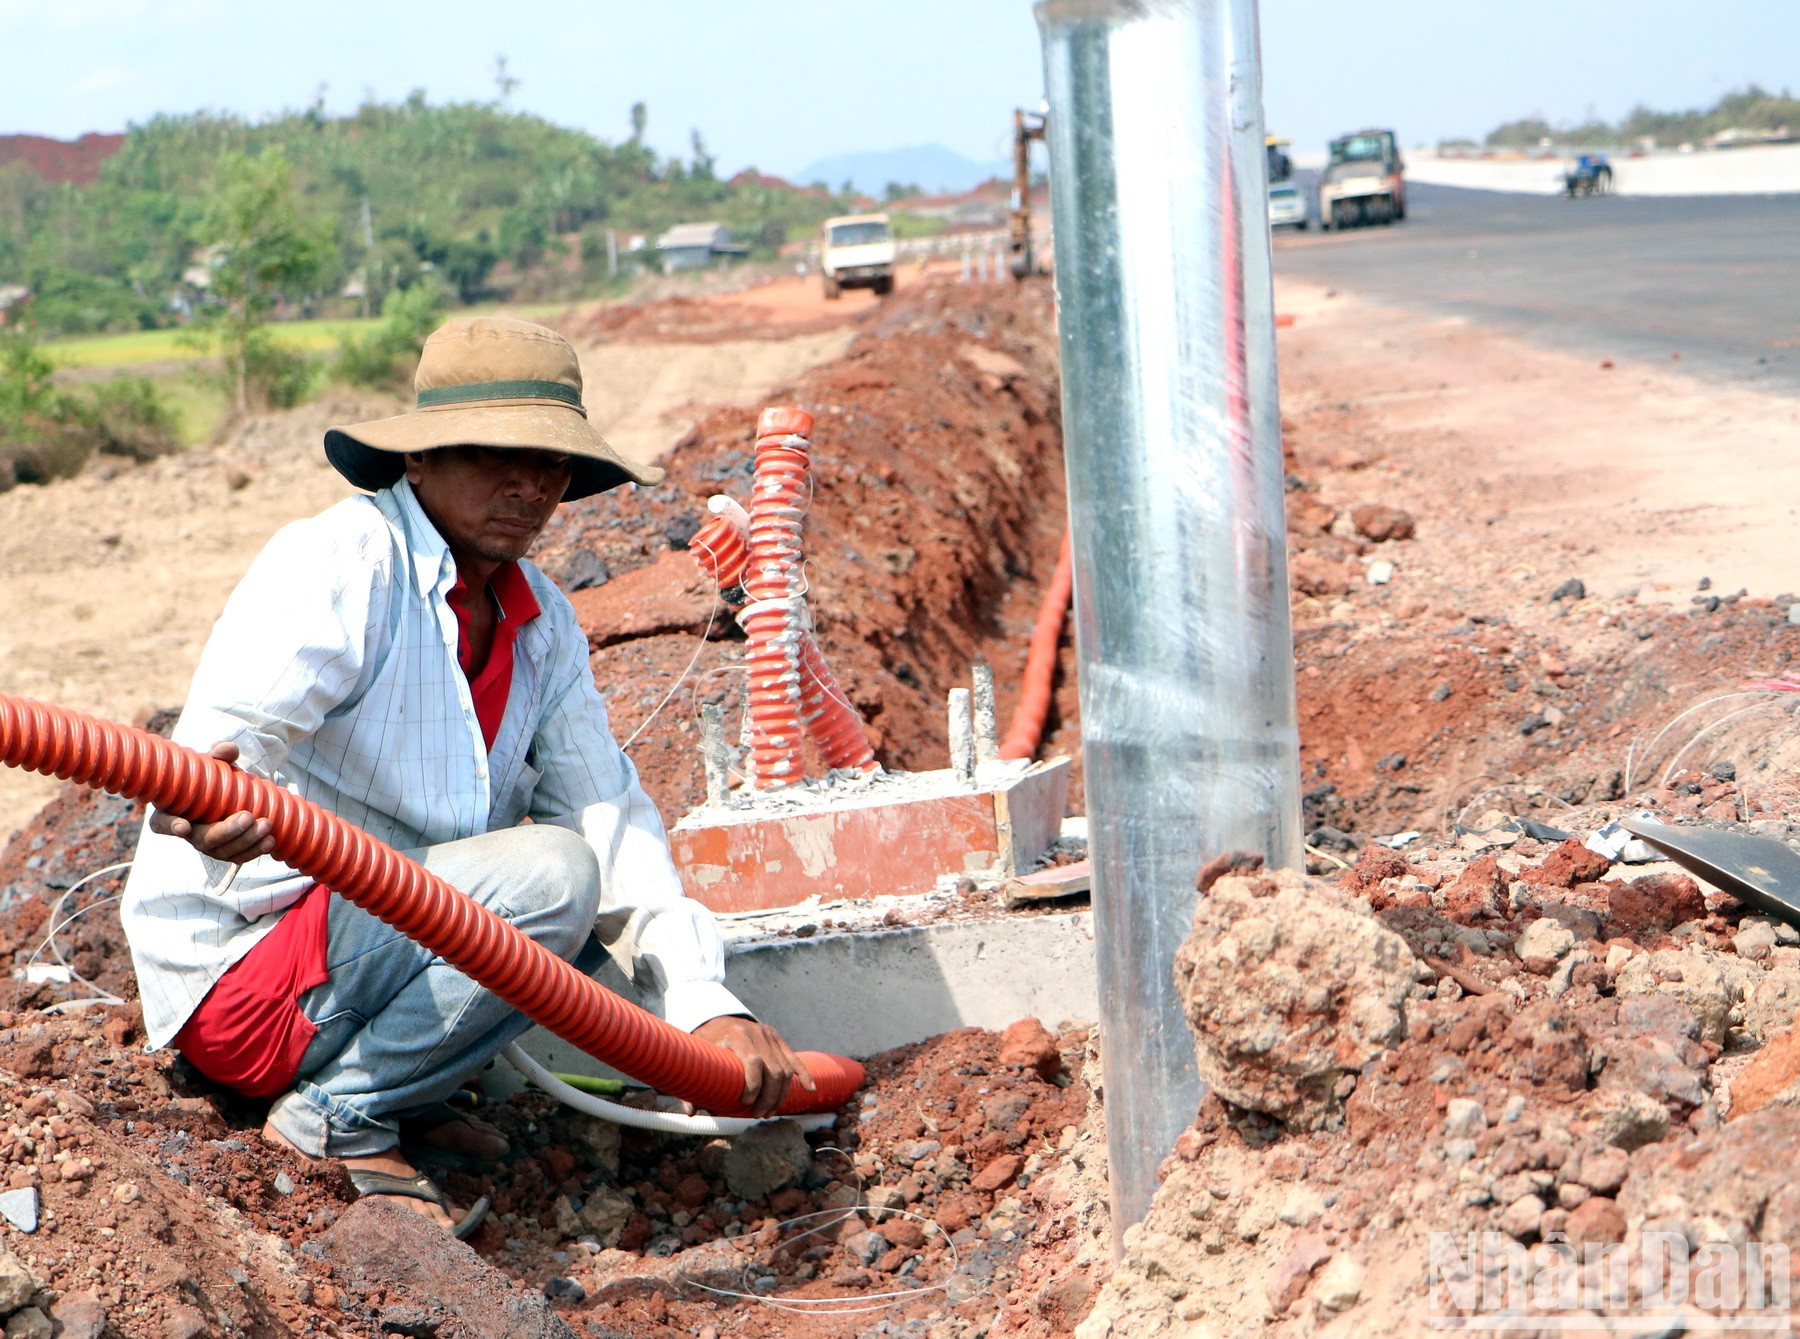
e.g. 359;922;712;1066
1266;136;1306;229
820;213;896;299
1317;128;1405;230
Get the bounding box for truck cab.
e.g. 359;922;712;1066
1318;128;1405;230
819;213;896;299
1266;136;1306;229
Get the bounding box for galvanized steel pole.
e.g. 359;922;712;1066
1035;0;1301;1236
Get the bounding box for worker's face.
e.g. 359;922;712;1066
405;446;572;563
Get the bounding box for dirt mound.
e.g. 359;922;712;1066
1083;788;1800;1334
572;293;854;345
533;277;1073;817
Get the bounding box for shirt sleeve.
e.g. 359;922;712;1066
166;514;388;904
526;594;749;1033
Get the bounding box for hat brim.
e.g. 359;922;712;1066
324;399;663;502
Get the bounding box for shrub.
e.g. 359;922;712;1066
75;375;179;460
333;279;447;388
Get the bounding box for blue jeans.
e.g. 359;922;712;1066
265;824;605;1159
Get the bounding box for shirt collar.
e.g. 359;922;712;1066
386;477;458;600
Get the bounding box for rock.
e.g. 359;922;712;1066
1443;1099;1487;1138
273;1170;296;1196
1526;839;1611;889
576;1187;634;1246
1497;1193;1545;1241
843;1231;885;1266
1563;1196;1626;1246
971;1155;1022;1193
1289;551;1355;598
376;1306;441;1338
5;1309;51;1339
722;1120;812;1202
543;1277;586;1303
1557;1182;1591;1210
1174;869;1416;1131
1591;1089;1670;1151
1572;1145;1629;1195
1350;504;1415;543
48;1294;106;1339
998;1018;1063;1080
983;1092;1031;1131
1442;857;1506;921
1605;872;1708;938
569;550;714;649
1277;1186;1324;1226
0;1244;36;1313
1615;947;1744;1043
320;1198;578;1338
1314;1254;1364;1311
550;549;610;594
876;1219;926;1249
672;1173;711;1209
864;1185;906;1212
1549;578;1586;602
1743;962;1800;1042
0;1188;37;1233
1265;1233;1331;1313
1728;1013;1800;1117
1516;918;1576;974
1735;920;1778;962
159;1305;211;1339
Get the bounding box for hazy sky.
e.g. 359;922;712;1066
2;0;1796;169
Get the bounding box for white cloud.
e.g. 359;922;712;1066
72;65;133;95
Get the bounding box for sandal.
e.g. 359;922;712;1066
398;1102;511;1171
348;1168;491;1241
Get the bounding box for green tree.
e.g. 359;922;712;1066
629;102;647;143
190;150;335;417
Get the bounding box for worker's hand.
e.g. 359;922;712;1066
148;742;276;865
693;1015;816;1119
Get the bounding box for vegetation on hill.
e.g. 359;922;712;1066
0;95;857;337
1483;85;1800;150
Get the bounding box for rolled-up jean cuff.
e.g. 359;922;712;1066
267;1081;399;1159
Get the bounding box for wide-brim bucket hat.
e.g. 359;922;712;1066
324;315;662;501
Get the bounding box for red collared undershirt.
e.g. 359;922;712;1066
173;562;542;1097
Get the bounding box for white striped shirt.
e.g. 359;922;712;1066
122;478;746;1048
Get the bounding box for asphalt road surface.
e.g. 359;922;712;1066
1272;182;1800;393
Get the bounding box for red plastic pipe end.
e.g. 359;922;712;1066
756;406;814;440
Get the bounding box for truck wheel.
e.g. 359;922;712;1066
873;276;894;296
1295;218;1308;230
822;275;840;300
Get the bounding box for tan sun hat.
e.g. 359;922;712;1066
324;315;662;502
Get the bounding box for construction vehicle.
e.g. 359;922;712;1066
819;214;896;299
1009;107;1048;278
1266;136;1306;229
1317;128;1405;230
1562;153;1613;197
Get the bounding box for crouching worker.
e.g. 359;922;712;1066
122;317;812;1238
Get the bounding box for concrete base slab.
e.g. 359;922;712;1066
669;757;1070;912
505;907;1097;1089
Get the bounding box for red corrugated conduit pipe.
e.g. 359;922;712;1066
997;530;1074;761
741;409;812;787
695;411;877;779
0;693;863;1117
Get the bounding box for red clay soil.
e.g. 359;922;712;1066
0;133;124;185
533;278;1074;816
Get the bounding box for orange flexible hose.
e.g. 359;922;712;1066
998;530;1074;761
0;693;863;1117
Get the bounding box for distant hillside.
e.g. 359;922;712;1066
797;144;1009;198
0;100;858;335
0;133;124;185
1484;85;1800;149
